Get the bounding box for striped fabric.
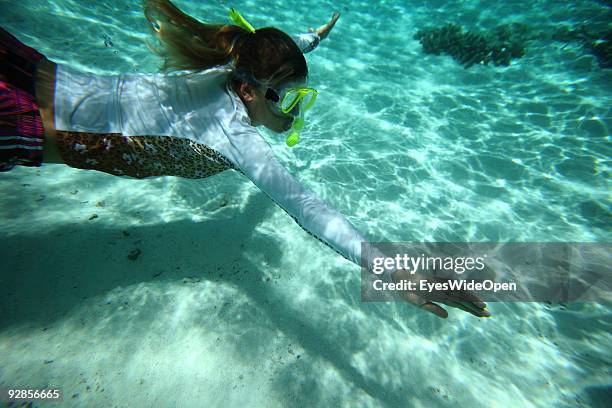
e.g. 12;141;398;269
0;27;45;171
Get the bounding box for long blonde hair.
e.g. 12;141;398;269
143;0;307;84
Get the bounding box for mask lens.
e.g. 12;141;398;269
280;89;302;113
300;91;317;112
279;89;318;114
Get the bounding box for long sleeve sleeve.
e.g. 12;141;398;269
225;126;365;267
216;80;392;279
291;32;321;54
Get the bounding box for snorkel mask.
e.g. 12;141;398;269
230;8;318;147
263;83;318;147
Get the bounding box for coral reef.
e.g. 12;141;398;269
414;23;531;68
553;25;611;68
590;31;611;68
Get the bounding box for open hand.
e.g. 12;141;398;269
392;269;491;319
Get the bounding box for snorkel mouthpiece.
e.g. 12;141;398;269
286;117;304;147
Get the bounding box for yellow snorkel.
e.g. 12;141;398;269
229;8;256;33
286;117;304;147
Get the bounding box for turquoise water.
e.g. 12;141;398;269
0;0;610;407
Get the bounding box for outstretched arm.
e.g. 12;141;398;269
229;126;364;266
292;11;341;53
225;126;489;319
309;11;341;41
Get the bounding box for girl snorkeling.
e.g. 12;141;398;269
0;0;489;319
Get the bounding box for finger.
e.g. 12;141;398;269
474;301;487;309
442;288;487;310
461;300;490;316
446;301;491;317
400;291;426;306
452;298;488;314
400;291;451;319
420;302;448;319
445;301;478;315
453;289;486;307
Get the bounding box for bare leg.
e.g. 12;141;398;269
310;12;341;41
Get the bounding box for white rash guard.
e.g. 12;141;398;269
53;32;386;273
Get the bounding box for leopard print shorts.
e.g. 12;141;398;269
55;131;233;179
